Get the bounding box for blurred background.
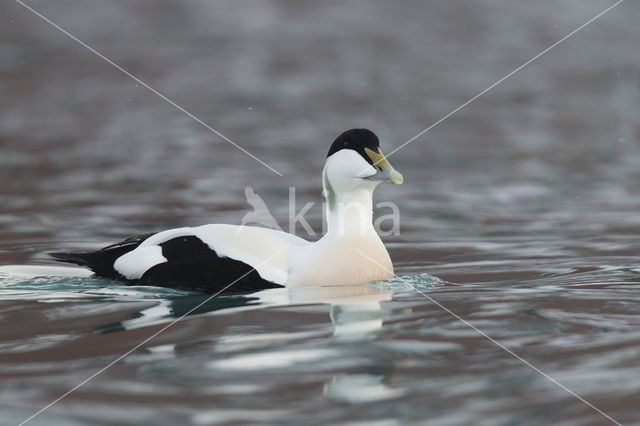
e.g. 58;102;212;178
1;1;640;425
2;0;639;266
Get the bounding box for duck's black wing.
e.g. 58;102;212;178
135;235;282;293
50;233;282;293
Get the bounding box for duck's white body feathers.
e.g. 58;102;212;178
115;224;309;285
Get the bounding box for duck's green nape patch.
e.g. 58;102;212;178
323;168;336;211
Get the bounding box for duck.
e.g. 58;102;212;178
50;128;404;293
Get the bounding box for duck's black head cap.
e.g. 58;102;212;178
327;128;380;165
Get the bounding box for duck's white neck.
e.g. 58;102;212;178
323;169;378;236
286;164;392;287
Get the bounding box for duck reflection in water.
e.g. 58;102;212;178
317;287;409;404
104;282;410;405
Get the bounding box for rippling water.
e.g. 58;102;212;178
2;1;640;425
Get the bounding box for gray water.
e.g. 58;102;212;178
1;1;640;425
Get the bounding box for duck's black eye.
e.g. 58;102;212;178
327;128;380;165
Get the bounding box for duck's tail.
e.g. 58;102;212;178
49;251;92;267
49;232;155;279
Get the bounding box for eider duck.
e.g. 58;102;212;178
50;129;403;292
